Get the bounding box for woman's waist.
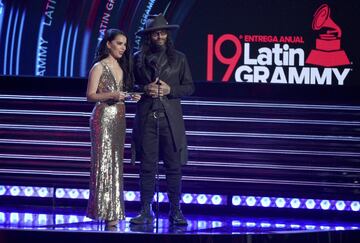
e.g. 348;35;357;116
92;101;125;113
96;100;125;106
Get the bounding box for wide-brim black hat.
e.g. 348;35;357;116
136;13;179;35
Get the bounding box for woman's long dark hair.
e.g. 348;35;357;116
137;30;176;67
93;29;134;91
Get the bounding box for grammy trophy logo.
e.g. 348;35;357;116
306;4;350;67
207;3;352;85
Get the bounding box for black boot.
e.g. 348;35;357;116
130;203;155;225
169;204;188;226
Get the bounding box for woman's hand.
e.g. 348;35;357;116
131;93;141;101
111;91;126;101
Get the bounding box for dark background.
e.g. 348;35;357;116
1;0;359;86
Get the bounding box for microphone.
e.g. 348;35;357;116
146;57;160;84
146;56;161;99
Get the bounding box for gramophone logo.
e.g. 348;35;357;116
306;4;350;67
207;3;352;85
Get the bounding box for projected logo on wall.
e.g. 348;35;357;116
306;4;350;67
207;4;352;85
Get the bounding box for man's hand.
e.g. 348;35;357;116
158;80;171;96
146;79;171;98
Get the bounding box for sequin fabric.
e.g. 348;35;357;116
86;62;126;221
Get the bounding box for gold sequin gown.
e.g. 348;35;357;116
86;62;126;221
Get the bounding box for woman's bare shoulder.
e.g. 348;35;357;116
90;62;104;74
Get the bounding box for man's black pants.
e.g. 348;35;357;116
139;111;182;207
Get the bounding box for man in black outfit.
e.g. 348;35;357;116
130;14;194;226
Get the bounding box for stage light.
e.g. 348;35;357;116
10;212;19;224
196;194;207;204
260;197;271;207
56;215;64;224
260;222;271;228
290;198;301;209
68;189;79;199
0;212;5;224
38;187;49;197
2;184;358;211
38;214;48;224
24;187;34;197
320;200;331;210
290;224;301;229
245;196;256;206
154;192;165;202
125;191;136;201
275;223;286;228
335;226;345;231
159;192;166;202
16;10;26;75
197;220;207;228
84;216;92;222
3;7;13;75
69;215;79;223
232;196;241;206
231;195;360;212
134;191;141;201
9;8;19;75
211;195;222;205
182;193;193;204
24;213;33;224
72;189;87;199
212;221;222;227
64;24;73;77
350;201;360;211
0;185;6;195
305;225;316;230
305;199;316;209
82;189;89;199
0;1;4;15
51;188;219;205
79;216;91;222
275;197;286;208
56;188;65;198
70;26;79;77
80;30;91;76
157;218;165;228
335;201;346;211
231;220;241;226
246;222;256;227
10;186;20;196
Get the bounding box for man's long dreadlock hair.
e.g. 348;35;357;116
136;30;176;68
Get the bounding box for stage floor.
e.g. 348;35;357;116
1;206;359;234
1;206;360;243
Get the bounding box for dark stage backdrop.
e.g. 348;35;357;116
0;0;197;78
181;0;360;87
1;0;359;86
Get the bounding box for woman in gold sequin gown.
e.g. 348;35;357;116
85;29;140;229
